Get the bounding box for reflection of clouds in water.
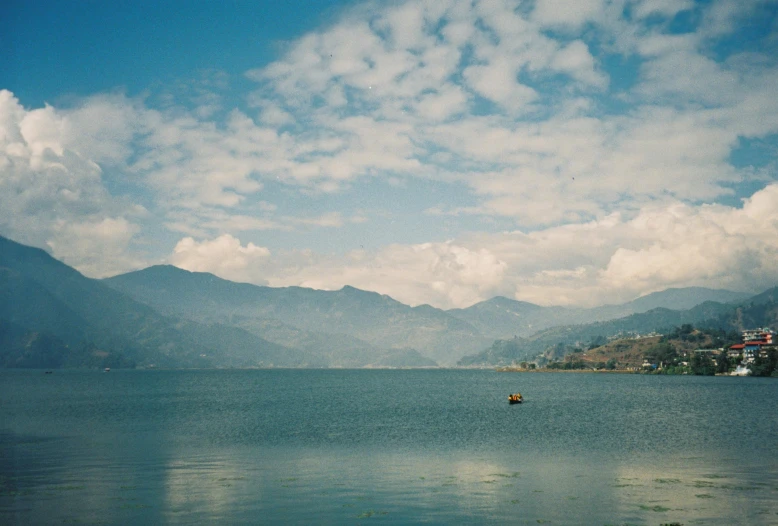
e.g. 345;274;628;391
162;456;249;518
6;440;777;525
279;450;625;523
612;459;778;523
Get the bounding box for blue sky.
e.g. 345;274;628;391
2;0;778;308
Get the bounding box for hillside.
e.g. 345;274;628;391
560;328;729;369
448;288;749;339
105;265;752;366
3;232;771;370
0;318;135;369
457;300;737;367
104;265;486;365
0;236;303;368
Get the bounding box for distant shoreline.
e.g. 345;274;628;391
496;368;637;374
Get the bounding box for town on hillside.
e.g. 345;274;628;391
500;326;778;377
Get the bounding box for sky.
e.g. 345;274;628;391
2;0;778;309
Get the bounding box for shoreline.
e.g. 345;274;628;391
496;368;637;373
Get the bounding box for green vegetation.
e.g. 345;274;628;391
534;323;778;377
750;348;778;377
0;320;135;369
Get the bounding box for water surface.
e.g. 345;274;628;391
1;369;776;524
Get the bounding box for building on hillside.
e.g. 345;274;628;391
744;348;757;364
730;328;775;364
727;347;742;359
741;328;774;344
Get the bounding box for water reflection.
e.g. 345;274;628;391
3;435;778;525
2;370;777;524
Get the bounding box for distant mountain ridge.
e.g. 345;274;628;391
448;288;750;339
457;300;739;366
0;233;769;369
0;236;303;368
104;265;487;365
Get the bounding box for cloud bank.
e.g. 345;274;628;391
1;0;777;307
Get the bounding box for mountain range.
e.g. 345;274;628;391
0;234;769;368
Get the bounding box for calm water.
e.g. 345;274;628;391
1;369;776;525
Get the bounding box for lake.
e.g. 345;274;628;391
1;369;776;525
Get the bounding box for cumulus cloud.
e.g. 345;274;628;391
238;0;778;227
169;234;272;284
4;0;778;308
163;185;778;309
533;0;605;28
167;235;508;309
46;218;143;278
630;0;694;20
0;90;143;276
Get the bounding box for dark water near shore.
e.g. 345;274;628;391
1;369;776;525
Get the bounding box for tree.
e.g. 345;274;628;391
749;349;777;377
645;342;677;364
716;352;730;374
588;335;607;349
690;351;715;376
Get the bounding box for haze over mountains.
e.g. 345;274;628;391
0;234;769;369
446;287;748;340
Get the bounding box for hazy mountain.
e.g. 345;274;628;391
448;287;750;339
2;232;763;369
616;287;749;312
446;297;553;338
0;235;302;368
103;263;755;366
0;267;91;345
230;318;437;368
457;300;742;367
0;318;136;369
700;288;778;333
105;265;485;365
740;286;778;306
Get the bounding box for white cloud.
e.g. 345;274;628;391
161;184;778;309
5;0;778;309
169;234;272;284
550;40;608;88
533;0;606;28
630;0;694;20
0;90;143;277
463;58;539;111
228;239;508;309
46;218;143;278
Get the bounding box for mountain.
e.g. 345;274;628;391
104;265;486;365
446;297;552;338
448;287;750;339
457;286;776;367
0;318;136;369
101;261;755;367
617;287;749;312
0;235;302;368
2;232;764;369
699;287;778;333
457;300;741;367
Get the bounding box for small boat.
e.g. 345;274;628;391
104;367;110;373
508;393;523;404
